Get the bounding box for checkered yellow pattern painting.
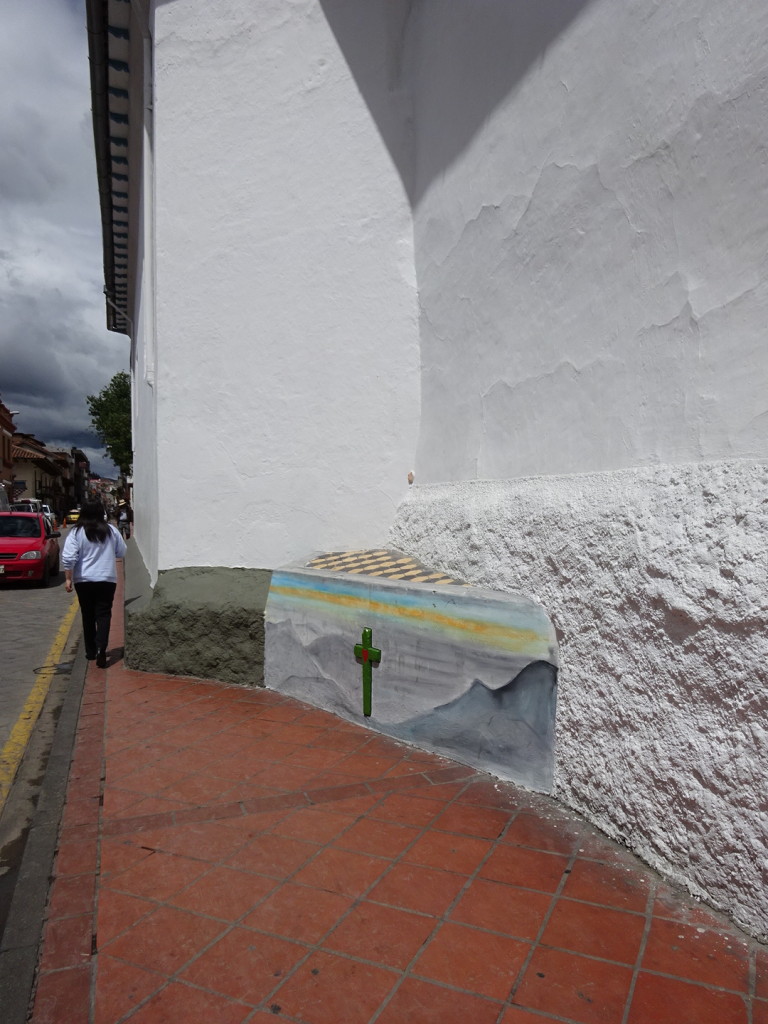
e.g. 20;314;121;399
305;549;462;586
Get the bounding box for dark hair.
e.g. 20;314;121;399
76;501;109;543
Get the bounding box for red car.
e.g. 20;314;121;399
0;512;62;586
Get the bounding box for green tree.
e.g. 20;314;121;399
86;370;133;475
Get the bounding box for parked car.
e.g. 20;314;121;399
65;508;80;525
41;503;56;528
0;512;61;586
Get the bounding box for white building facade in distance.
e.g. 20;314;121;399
87;0;768;939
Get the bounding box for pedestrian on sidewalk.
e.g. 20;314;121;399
62;499;126;668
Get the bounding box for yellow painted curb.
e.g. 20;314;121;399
0;597;79;810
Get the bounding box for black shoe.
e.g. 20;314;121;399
96;650;107;669
86;651;97;661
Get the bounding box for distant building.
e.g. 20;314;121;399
11;434;62;507
0;400;15;502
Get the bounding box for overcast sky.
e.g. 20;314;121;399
0;0;129;478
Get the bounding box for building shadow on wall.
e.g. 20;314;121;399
318;0;595;207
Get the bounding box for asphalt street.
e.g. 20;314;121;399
0;533;83;951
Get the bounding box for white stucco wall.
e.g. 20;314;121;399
392;462;768;939
150;0;419;572
128;15;159;579
408;0;768;480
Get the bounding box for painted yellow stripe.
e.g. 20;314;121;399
271;583;548;654
0;597;79;809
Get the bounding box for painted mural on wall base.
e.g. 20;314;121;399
265;568;559;792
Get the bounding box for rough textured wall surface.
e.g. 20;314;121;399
125;566;272;687
410;0;768;480
391;459;768;939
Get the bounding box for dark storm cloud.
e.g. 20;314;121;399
0;0;128;477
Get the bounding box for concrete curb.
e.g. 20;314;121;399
0;642;88;1023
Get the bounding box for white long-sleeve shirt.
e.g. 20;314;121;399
62;524;126;583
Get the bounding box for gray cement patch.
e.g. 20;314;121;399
125;558;272;687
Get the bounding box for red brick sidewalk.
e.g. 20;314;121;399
29;573;767;1023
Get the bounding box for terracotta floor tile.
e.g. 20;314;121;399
39;914;93;970
292;847;390;897
246;738;298;762
156;771;234;805
627;972;749;1024
502;811;584;855
315;791;379;815
413;920;528;1000
54;837;98;877
113;764;190;796
303;770;372;792
757;950;768;999
112;794;191;819
62;797;100;828
47;872;96;919
500;1007;556;1023
450;877;552;940
641;917;750;991
105;905;226;975
541;897;646;964
146;747;220;776
432;802;513;840
254;704;306;723
169;865;277;920
179;926;305;1004
93;956;164;1024
309;730;370;753
335;817;421;858
561;857;651;913
97;888;157;947
382;758;431;778
102;787;142;816
369;862;468;917
270;949;399;1024
293;707;340;727
282;745;347;770
456;778;525;812
99;838;154;879
323;900;436;969
32;966;91;1024
514;946;633;1024
480;844;569;892
404;830;492;875
108;849;209;900
375;977;501;1024
270;722;328;745
271;807;355;844
654;883;738;929
332;752;403;779
252;763;325;792
124;981;253;1024
754;999;768;1024
370;792;445;827
243;883;353;943
129;820;250;861
225;834;319;877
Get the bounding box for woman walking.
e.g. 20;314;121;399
62;500;126;668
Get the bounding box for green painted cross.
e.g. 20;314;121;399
354;627;381;717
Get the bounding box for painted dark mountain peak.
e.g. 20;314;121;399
433;661;558;740
386;660;558;790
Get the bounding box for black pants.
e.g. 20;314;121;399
75;581;117;658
